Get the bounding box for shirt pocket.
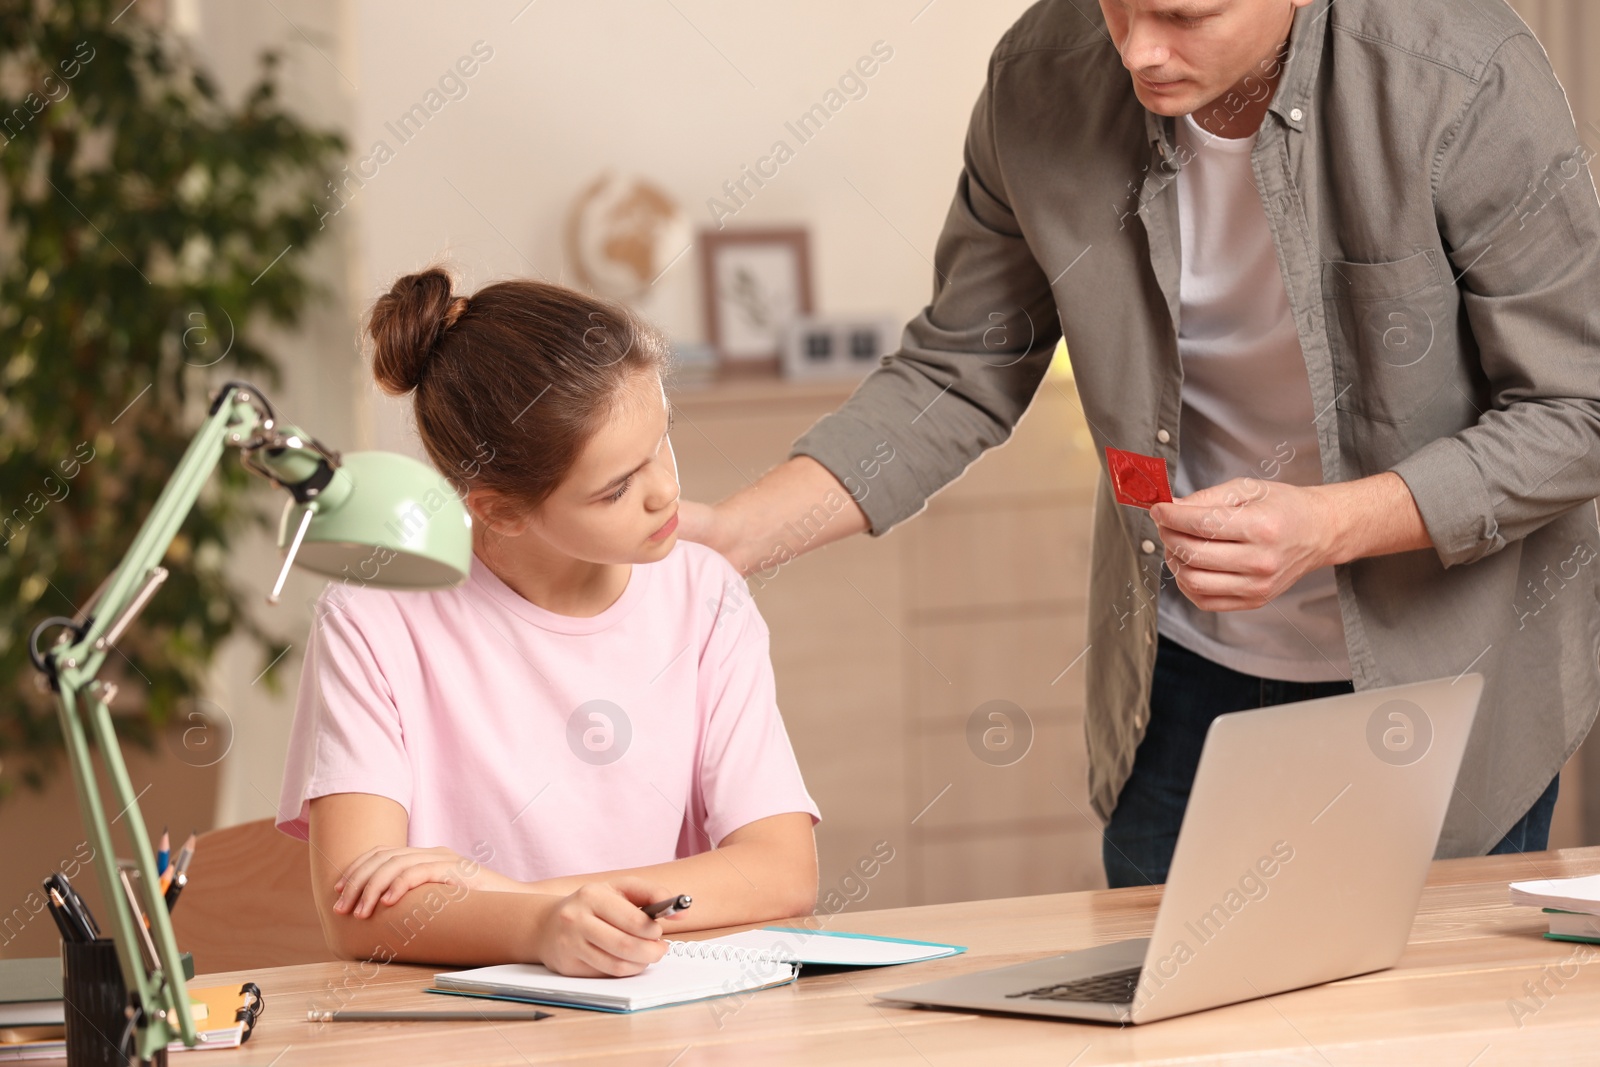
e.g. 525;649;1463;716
1321;250;1458;425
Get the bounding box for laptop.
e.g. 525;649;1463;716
879;673;1484;1024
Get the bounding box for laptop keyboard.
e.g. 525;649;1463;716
1005;966;1142;1004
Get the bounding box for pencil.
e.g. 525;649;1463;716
173;831;197;876
306;1009;550;1023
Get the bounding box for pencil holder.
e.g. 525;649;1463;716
62;938;146;1067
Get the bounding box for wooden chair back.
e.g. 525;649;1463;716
169;818;336;974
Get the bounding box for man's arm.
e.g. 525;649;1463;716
679;457;867;576
1153;472;1430;612
1388;32;1600;567
1323;473;1432;563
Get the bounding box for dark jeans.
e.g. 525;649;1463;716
1102;635;1561;888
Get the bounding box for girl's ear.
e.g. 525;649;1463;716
466;487;535;536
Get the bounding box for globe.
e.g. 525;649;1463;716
566;173;691;301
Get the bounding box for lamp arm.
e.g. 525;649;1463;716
31;379;438;1062
39;383;269;1061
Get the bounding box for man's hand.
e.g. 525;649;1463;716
533;878;674;977
332;845;524;918
1151;478;1335;612
676;496;762;573
673;498;724;555
1151;472;1433;612
676;456;868;576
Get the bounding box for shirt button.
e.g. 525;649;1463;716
1156;428;1171;444
1290;107;1304;122
1144;631;1154;647
1141;539;1156;554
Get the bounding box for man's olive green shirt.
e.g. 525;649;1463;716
793;0;1600;856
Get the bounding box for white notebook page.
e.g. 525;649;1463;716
436;957;794;1011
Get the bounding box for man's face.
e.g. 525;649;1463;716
1098;0;1311;118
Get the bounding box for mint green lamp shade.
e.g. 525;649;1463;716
276;450;472;589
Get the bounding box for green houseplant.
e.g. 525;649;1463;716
0;0;346;797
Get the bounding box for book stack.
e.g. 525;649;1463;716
1508;873;1600;943
0;959;63;1062
0;959;260;1062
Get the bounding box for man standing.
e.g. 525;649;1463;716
684;0;1600;887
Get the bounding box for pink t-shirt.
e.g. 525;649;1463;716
276;541;819;881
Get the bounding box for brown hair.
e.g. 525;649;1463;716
368;267;668;521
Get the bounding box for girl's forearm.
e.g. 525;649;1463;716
519;842;817;931
324;884;559;966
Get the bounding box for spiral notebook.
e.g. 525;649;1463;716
430;927;964;1013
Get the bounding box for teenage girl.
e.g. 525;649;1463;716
277;267;820;977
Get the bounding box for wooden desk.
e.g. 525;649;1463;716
121;848;1600;1065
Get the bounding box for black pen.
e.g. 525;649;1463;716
64;875;100;938
45;887;81;943
642;894;692;920
164;872;187;912
46;874;99;940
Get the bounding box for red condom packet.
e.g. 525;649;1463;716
1106;446;1173;510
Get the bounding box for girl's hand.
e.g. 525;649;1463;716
534;877;673;977
333;845;521;918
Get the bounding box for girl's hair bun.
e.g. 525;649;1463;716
363;266;667;514
368;266;469;396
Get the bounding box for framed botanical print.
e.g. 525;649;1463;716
699;228;814;376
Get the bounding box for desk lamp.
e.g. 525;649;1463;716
28;381;470;1063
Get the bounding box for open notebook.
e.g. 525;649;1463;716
430;927;965;1013
1509;874;1600;914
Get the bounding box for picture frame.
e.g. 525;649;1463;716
699;228;814;376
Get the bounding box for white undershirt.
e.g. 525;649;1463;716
1155;111;1351;683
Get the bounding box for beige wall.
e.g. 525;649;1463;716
340;0;1040;456
1509;0;1600;134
